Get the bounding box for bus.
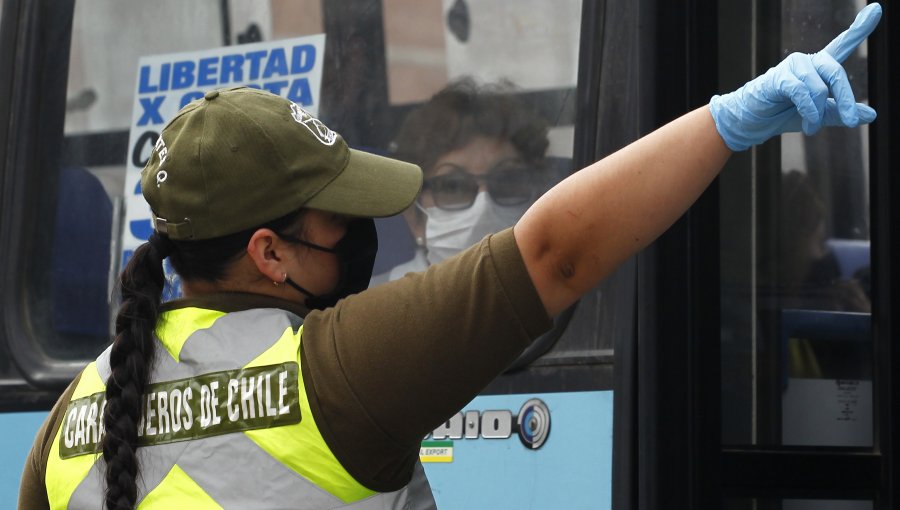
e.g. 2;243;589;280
0;0;896;508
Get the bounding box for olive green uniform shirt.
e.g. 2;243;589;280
19;229;552;509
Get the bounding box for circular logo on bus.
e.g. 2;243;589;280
517;398;550;449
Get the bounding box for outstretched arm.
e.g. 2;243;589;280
516;3;882;317
517;107;728;316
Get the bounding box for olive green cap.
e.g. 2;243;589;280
141;87;423;240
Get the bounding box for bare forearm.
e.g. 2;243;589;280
515;106;731;316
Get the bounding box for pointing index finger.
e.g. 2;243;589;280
822;3;882;63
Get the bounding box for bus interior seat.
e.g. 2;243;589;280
825;238;870;278
52;165;112;338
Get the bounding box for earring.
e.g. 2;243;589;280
273;272;287;286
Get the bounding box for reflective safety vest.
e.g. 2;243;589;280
45;307;436;509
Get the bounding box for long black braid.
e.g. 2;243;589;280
99;210;307;509
100;233;169;510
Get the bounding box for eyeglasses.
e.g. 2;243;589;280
422;159;539;211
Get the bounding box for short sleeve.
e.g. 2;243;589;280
300;228;551;491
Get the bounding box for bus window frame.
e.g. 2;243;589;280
0;0;88;399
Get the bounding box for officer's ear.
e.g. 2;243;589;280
246;228;287;283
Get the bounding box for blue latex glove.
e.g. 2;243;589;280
710;3;882;151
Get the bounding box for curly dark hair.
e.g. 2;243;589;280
390;78;550;175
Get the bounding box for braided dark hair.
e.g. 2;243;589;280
100;210;306;509
100;236;167;510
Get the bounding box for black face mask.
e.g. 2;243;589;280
280;218;378;310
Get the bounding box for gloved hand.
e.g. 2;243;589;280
710;3;882;151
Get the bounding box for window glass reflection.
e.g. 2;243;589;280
719;0;873;447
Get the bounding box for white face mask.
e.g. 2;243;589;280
422;191;527;265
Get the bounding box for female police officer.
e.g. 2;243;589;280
20;4;882;509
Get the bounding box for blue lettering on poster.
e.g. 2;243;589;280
137;96;165;126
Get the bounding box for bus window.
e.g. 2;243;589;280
12;0;325;380
719;0;873;447
372;0;624;374
13;0;623;385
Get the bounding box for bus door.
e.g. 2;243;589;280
616;0;899;508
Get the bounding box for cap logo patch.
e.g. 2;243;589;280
154;136;169;167
290;103;337;146
156;170;168;188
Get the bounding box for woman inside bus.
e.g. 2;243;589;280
372;78;553;284
20;4;881;509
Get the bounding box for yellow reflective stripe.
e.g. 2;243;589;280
72;361;105;399
46;441;100;510
46;363;106;510
138;464;222;510
156;308;226;361
243;325;375;503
